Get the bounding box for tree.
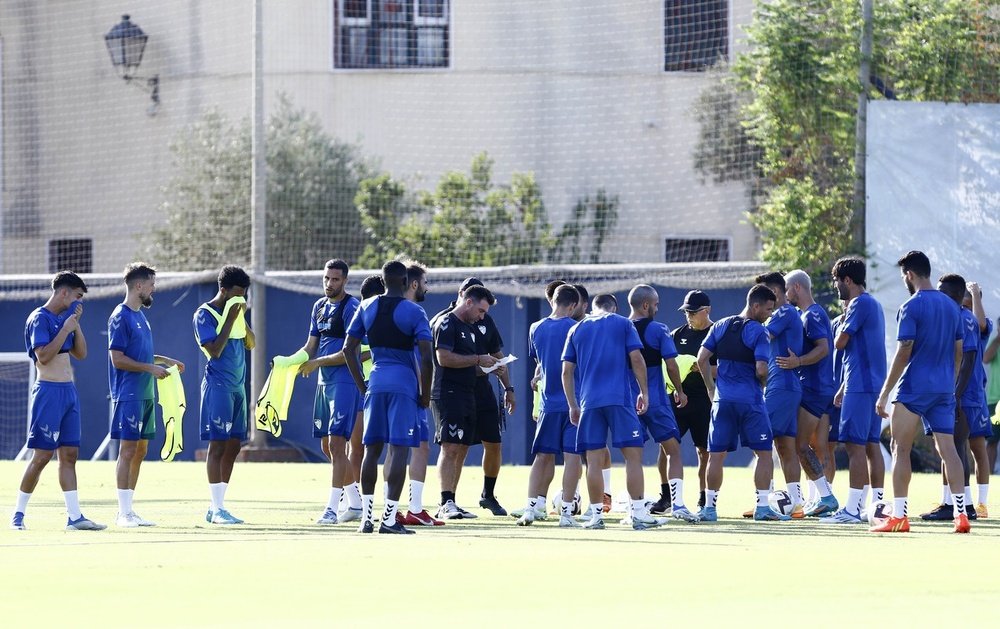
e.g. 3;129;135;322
355;152;619;267
148;95;371;270
693;0;1000;279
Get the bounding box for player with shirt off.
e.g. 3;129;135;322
872;252;969;534
108;263;184;527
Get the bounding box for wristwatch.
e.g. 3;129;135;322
505;386;515;392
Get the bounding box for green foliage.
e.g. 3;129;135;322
356;152;617;267
553;189;621;265
149;95;370;271
693;0;1000;279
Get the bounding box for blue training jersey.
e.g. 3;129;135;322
24;306;76;363
799;303;835;396
896;289;963;396
194;303;247;391
628;318;679;409
764;303;803;392
308;295;360;385
108;303;155;401
529;316;577;413
702;316;770;404
960;308;989;408
840;292;887;394
830;313;845;391
561;313;642;411
347;295;431;399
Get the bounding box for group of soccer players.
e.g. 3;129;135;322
9;250;992;534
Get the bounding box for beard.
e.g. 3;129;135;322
141;295;154;308
836;284;849;300
904;278;916;295
415;289;426;302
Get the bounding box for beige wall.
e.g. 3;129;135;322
1;0;759;273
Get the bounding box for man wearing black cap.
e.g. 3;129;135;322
651;290;716;513
430;278;516;517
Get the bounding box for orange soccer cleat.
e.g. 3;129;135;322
869;515;910;533
954;513;971;534
602;493;612;514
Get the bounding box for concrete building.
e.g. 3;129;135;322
0;0;758;274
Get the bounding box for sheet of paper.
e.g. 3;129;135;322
481;354;517;374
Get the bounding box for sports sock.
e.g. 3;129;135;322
942;484;952;505
964;486;973;506
768;479;774;492
362;494;375;525
561;501;574;517
441;491;455;505
483;476;497;499
536;495;547;509
844;487;862;515
787;482;802;506
705;489;718;508
756;489;768;508
209;483;224;512
64;490;82;520
127;489;135;511
117;488;132;514
219;482;229;509
668;478;684;507
807;480;818;503
978;483;989;505
872;487;884;503
382;499;399;526
602;468;612;495
894;497;908;518
630;499;645;518
15;490;31;514
860;485;870;512
383;481;389;501
526;496;539;511
409;480;424;513
327;487;343;512
953;493;966;517
346;482;362;509
815;476;833;498
660;482;670;498
698;490;706;508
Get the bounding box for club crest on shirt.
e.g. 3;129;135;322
478;325;486;335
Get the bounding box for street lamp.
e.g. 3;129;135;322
104;15;159;114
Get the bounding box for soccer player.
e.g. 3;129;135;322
516;284;584;527
109;263;185;527
754;272;805;516
343;261;434;534
626;284;697;522
778;270;840;517
397;262;445;526
562;293;665;530
430;279;514;516
657;290;714;512
984;317;1000;476
431;285;499;519
194;265;255;525
11;271;105;531
920;276;986;521
696;284;787;522
822;304;848;489
823;257;885;525
964;283;992;518
295;259;362;526
871;251;969;534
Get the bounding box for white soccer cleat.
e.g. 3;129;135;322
576;504;598;523
631;513;669;530
558;515;582;528
515;509;536;526
337;507;362;523
582;517;605;530
316;508;339;525
670;505;700;523
115;512;140;528
66;515;107;531
130;511;156;527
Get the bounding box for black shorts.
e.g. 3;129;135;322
432;392;477;446
673;395;711;450
474;378;503;443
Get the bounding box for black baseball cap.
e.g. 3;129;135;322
679;290;711;312
459;277;484;293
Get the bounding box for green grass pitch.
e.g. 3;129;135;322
2;461;998;626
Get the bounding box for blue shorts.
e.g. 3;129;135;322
312;383;362;439
839;392;880;445
708;400;772;453
765;388;801;438
895;392;955;436
966;405;992;440
826;404;842;443
363;391;419;447
577;405;644;451
417;407;429;443
640;405;680;444
532;410;579;455
800;389;833;420
27;381;81;450
111;399;156;441
200;383;248;441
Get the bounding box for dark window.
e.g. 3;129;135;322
665;237;730;262
664;0;728;72
334;0;449;69
48;238;93;274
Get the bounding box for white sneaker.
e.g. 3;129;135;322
115;512;140;528
130;511;156;527
558;515;582;528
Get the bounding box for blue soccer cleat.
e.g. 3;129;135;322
754;506;790;521
66;515;107;531
804;495;839;517
210;509;244;525
697;506;718;522
10;512;26;530
819;508;865;525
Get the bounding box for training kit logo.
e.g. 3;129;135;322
760;434;768;440
110;316;122;332
314;419;322;430
679;338;687;345
408;428;414;436
632;430;640;438
478;325;486;335
447;423;464;440
333;412;345;425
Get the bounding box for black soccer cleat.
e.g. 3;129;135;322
649;495;672;516
966;504;978;520
919;504;953;521
378;521;415;534
358;521;375;534
479;495;508;516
